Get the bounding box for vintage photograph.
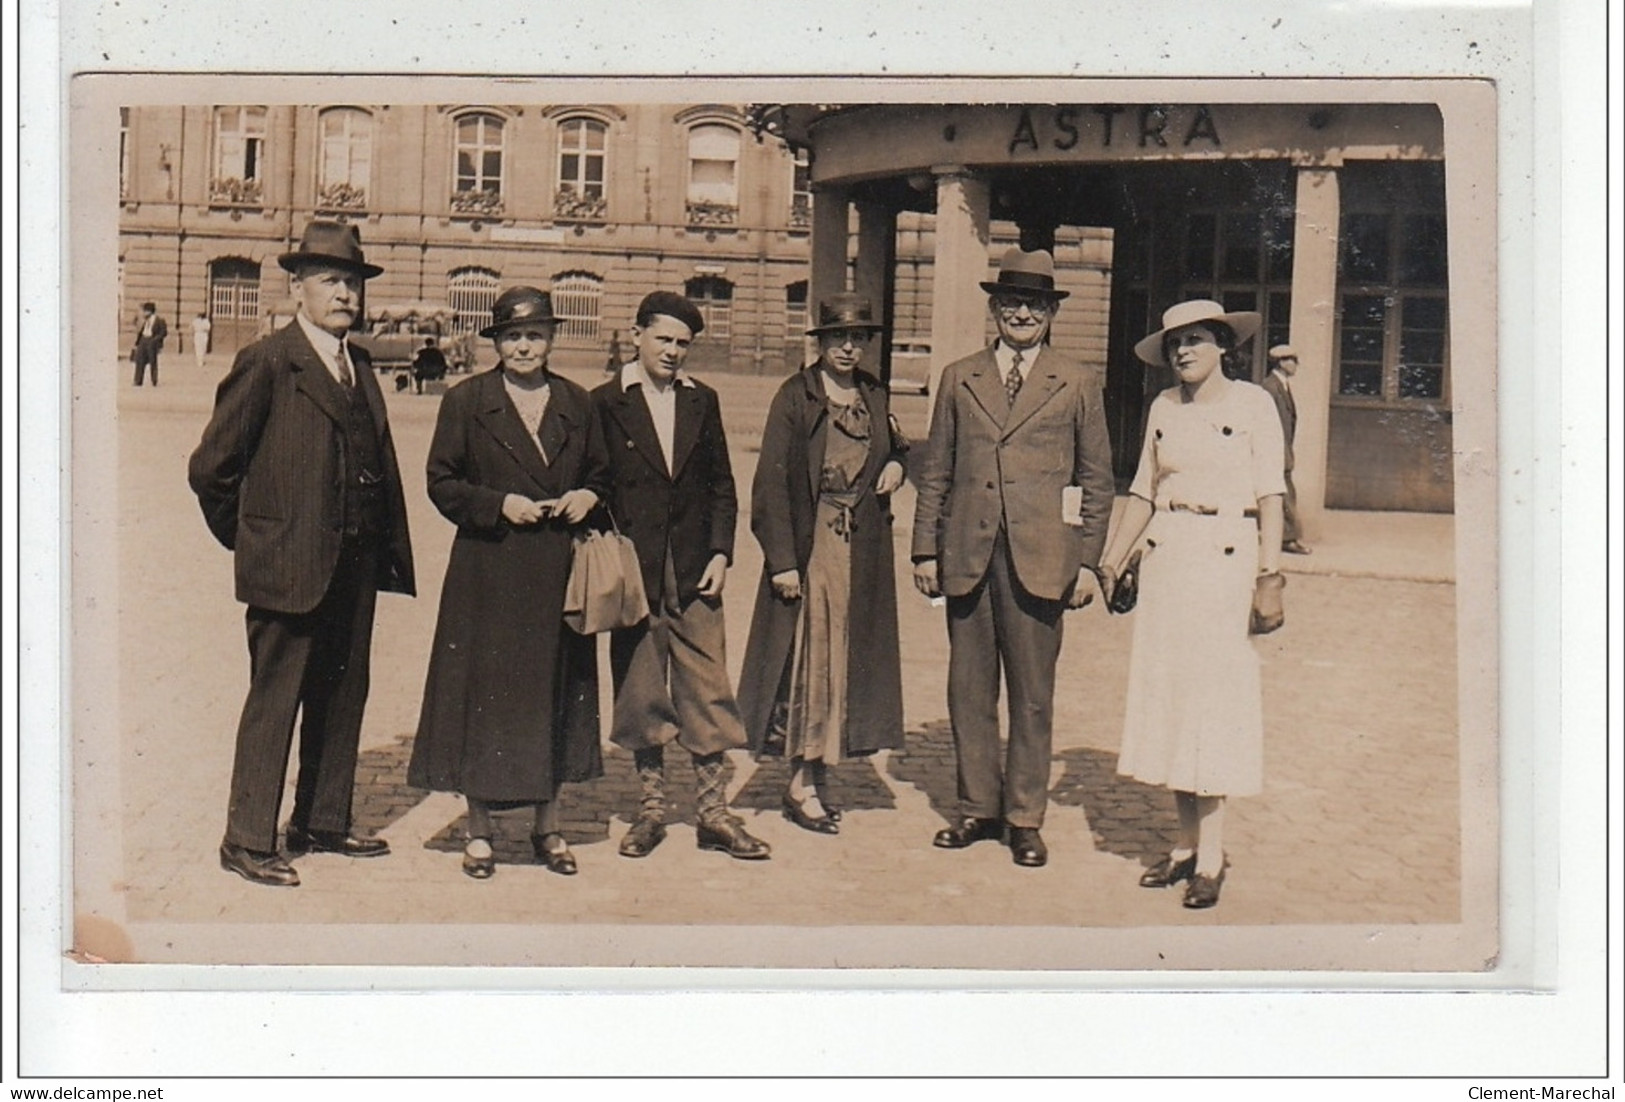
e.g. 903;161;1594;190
67;77;1498;972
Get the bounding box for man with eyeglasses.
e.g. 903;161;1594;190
910;247;1115;868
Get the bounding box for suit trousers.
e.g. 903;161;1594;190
132;342;159;386
609;554;747;758
224;542;379;852
1281;469;1302;544
945;527;1064;829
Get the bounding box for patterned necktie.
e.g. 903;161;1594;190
1005;350;1024;407
334;344;355;388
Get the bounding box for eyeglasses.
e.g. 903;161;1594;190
991;296;1053;316
821;329;874;346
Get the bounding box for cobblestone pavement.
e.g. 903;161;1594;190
85;358;1466;967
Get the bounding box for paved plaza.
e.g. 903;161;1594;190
82;352;1467;968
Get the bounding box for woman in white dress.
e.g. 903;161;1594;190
1099;300;1287;909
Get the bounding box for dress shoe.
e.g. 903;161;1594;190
285;824;390;858
781;793;839;835
618;815;667;858
1008;826;1048;868
532;833;579;875
932;816;1004;849
1183;869;1226;909
219;842;300;887
1282;540;1312;555
462;839;495;880
696;814;772;860
1139;853;1198;888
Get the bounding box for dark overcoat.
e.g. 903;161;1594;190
736;366;907;757
187;320;415;612
590;374;738;607
407;368;610;802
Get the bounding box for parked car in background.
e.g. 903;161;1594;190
888;337;933;395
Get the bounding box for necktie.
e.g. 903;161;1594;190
1005;350;1024;407
335;344;355;388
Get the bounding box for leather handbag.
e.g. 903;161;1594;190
1107;550;1142;615
563;519;650;635
1249;571;1286;635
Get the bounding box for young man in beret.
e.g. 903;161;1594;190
591;291;770;861
188;221;415;887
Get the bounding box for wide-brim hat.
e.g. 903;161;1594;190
806;292;885;336
978;246;1070;301
480;286;559;337
1133;299;1262;366
277;220;384;279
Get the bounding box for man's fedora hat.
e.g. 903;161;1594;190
806;292;885;336
480;286;559;338
1133;299;1262;367
979;247;1070;300
277;220;384;279
635;290;706;336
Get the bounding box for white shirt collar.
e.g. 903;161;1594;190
994;340;1040;376
619;359;696;392
296;312;347;360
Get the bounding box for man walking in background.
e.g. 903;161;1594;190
1263;344;1310;555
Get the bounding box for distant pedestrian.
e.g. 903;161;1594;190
408;287;609;880
191;312;212;369
131;302;167;386
603;328;632;374
737;294;908;835
1263;344;1310;554
411;337;449;394
1099;299;1286;910
909;247;1116;869
187;221;415;888
591;291;771;863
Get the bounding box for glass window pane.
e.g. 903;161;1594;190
1342;293;1388;327
1400;330;1445;365
1398;364;1443;399
1341;328;1384;361
585;122;605;151
561;153;578;181
1265;212;1295;281
1339;363;1383;397
1404;295;1448;331
1222;211;1261;281
483;150;501;180
585;157;603;184
1185;213;1216;281
1401;214;1448;285
1341;213;1390;283
1221;290;1256;313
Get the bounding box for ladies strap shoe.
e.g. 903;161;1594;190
461;839;495;880
532;833;579;875
1139;853;1197;888
1182;870;1226;909
781;793;839;835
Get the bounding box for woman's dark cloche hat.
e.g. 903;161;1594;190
979;247;1070;301
635;291;706;336
480;286;559;338
277;220;384;279
806;293;885;336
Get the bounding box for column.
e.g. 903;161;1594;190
809;183;852;313
854;200;898;381
928;166;991;401
1286;161;1341;540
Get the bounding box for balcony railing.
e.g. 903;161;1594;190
685;200;738;228
450;188;506;217
315;181;367;212
553;187;607;222
209;176;263;207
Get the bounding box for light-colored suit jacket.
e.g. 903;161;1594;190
910;344;1115;601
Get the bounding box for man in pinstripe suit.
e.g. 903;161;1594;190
189;222;416;887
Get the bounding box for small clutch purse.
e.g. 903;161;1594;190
1107;550;1142;615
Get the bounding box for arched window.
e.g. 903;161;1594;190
211;105;267;205
550;271;603;344
555;118;608;220
784;279;808;338
451;113;506;214
447;267;501;335
686;123;740;226
316;107;373;212
685;276;733;340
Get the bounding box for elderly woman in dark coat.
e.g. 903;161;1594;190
407;287;611;879
737;293;907;834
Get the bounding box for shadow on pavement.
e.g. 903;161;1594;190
1049;745;1181;870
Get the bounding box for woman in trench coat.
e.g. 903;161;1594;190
407;286;611;879
737;293;908;834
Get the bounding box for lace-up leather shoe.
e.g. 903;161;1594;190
285;824;390;858
618;815;667;858
219;842;300;887
1008;827;1048;867
696;815;772;860
932;816;1004;849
